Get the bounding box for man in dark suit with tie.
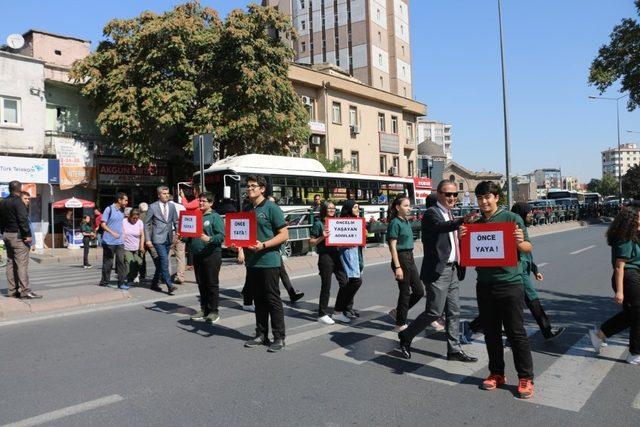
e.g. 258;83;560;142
398;180;478;362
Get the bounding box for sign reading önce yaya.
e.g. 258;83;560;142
224;212;257;247
179;210;203;238
459;222;518;267
325;217;366;247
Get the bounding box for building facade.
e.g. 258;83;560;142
416;118;452;161
602;143;640;177
443;161;503;205
289;63;425;176
267;0;413;98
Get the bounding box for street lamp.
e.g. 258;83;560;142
498;0;513;207
588;94;628;200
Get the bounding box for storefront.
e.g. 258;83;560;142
97;157;169;208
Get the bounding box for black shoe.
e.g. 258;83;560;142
447;351;478;363
245;334;271;348
21;292;43;300
98;283;108;287
398;331;411;359
544;326;566;341
290;291;304;304
345;309;359;318
150;283;162;292
167;285;177;295
267;339;285;353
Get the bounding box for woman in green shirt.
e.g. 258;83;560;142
387;195;423;332
589;206;640;365
81;215;94;269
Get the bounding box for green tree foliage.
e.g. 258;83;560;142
71;1;309;164
623;164;640;199
598;173;619;196
588;0;640;110
303;152;346;172
586;178;601;193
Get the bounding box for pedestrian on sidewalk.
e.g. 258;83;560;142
99;192;128;289
397;180;477;363
387;195;424;332
239;175;289;353
81;215;94;269
472;181;535;399
144;186;179;295
589;206;640;365
186;191;224;324
122;208;145;289
0;180;41;299
93;208;103;247
310;201;348;325
137;202;149;282
332;200;364;324
20;192;36;253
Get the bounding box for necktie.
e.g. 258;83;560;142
162;203;168;221
448;210;460;263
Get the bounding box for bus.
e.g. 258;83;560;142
546;189;583;203
194;154;431;219
582;192;602;205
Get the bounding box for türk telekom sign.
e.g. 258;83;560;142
0;156;59;184
98;157;167;186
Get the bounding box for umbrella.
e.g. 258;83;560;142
52;197;95;247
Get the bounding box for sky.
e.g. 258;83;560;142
2;0;639;182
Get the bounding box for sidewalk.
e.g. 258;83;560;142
1;220;586;323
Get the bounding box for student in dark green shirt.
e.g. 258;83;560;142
81;215;94;268
473;181;535;399
185;192;225;324
387;195;423;331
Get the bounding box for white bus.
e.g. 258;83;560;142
195;154;431;219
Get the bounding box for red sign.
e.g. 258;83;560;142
178;209;203;238
413;177;432;189
459;222;518;267
224;212;258;247
325;217;367;247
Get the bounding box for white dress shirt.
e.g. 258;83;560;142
436;201;457;263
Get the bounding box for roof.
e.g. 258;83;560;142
417;140;446;157
447;161;503;179
23;29;91;44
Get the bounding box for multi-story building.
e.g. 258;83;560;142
532;168;562;190
289;62;425;176
602;143;640;177
266;0;413;98
417;118;452;161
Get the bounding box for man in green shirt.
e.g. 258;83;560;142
238;175;289;353
473;181;535;399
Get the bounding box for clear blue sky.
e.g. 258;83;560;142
2;0;639;182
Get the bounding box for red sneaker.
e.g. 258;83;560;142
517;378;534;399
482;374;507;390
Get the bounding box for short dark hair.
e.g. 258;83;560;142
246;175;267;188
436;179;457;192
9;180;21;194
474;181;501;197
19;191;30;197
129;208;140;217
116;192;128;201
199;191;214;204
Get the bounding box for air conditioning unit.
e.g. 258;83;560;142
388;166;398;175
310;135;322;145
350;125;360;134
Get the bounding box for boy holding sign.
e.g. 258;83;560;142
473;181;535;399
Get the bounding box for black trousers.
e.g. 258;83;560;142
476;282;534;379
100;244;126;286
193;251;222;315
242;265;296;304
601;269;640;354
317;252;348;316
247;267;286;340
82;236;91;266
279;264;296;298
335;277;362;312
393;250;424;326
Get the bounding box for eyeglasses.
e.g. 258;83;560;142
438;192;458;198
245;184;261;189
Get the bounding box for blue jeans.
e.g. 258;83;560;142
152;242;172;288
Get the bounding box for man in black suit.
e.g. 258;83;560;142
398;180;477;362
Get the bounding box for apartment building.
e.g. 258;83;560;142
289;63;425;176
602;143;640;177
266;0;413;98
417;118;452;161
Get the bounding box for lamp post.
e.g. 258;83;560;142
589;94;628;200
498;0;513;207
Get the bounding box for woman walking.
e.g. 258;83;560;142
310;201;348;325
122;208;145;289
387;196;424;332
589;206;640;365
81;215;94;269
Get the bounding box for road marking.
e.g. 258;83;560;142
633;390;640;410
322;329;404;365
569;245;595;255
2;394;124;427
537;263;548;268
526;334;627;412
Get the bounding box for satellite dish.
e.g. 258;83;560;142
6;34;25;50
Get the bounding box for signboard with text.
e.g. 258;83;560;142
459;222;518;267
325;217;366;247
0;156;59;184
178;209;203;238
224;212;257;247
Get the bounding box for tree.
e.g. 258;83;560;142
303;152;346;172
586;178;601;193
623;164;640;199
71;2;309;165
588;0;640;111
598;173;619;196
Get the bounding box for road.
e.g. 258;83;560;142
1;224;638;426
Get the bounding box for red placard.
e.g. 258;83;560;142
178;209;203;238
459;222;518;267
224;212;258;247
325;217;367;247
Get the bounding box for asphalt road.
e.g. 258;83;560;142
1;224;638;426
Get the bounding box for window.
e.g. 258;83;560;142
406;122;414;141
1;97;20;125
334;149;343;162
349;106;358;126
377;8;381;20
459;182;464;191
408;160;414;176
449;174;456;182
378;53;383;65
391;116;398;134
301;20;306;30
351;151;359;171
300;0;305;8
402;66;406;76
393;156;400;171
301;41;306;52
332;102;342;124
400;25;404;35
54;49;62;56
403;87;407;97
379;76;384;87
378;31;382;43
302;96;315;120
401;45;405;56
378;113;386;132
380;155;387;173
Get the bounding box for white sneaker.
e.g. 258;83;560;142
430;320;445;332
393;324;408;333
332;312;351;323
626;353;640;365
318;315;336;325
243;305;255;312
133;276;140;284
388;308;397;321
588;328;603;354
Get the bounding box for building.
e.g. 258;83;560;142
416;139;446;181
443;161;503;205
602;143;640;177
512;175;537;203
563;176;579;191
532;168;562;190
266;0;413;98
416;118;452;161
289;62;425;176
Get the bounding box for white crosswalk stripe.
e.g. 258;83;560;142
632;390;640;410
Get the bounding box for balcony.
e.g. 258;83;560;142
404;137;416;149
44;130;103;155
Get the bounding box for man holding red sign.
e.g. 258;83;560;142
472;181;535;399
